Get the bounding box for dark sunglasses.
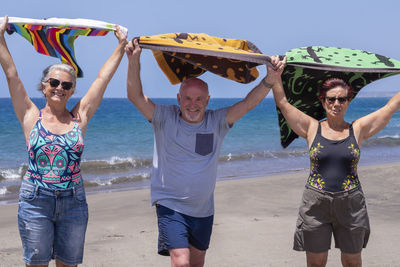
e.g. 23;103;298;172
47;78;73;90
325;96;348;104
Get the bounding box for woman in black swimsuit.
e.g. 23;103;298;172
270;57;400;267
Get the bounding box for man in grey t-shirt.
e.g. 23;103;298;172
125;39;285;266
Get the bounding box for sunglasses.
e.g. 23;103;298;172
47;78;74;90
325;96;348;104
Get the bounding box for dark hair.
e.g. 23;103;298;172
318;78;354;101
37;64;77;94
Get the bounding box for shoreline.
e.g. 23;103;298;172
1;162;400;266
1;155;399;206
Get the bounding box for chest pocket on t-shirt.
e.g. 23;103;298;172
195;133;214;156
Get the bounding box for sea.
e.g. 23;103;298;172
1;97;399;204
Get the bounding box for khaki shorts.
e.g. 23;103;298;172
293;185;370;254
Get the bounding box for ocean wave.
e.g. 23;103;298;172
82;173;151;188
0;185;19;195
0;165;27;181
110;173;151;185
219;150;308;162
1;140;396;183
0;187;7;195
0;157;152;181
363;135;400;147
0;151;310;181
80;157;152;174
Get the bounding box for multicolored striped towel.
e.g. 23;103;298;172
2;17;128;77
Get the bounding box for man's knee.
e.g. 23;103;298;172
170;248;190;267
172;257;189;267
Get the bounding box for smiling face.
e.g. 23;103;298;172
177;78;210;123
42;70;75;103
321;86;350;119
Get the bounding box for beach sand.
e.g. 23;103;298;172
1;162;399;267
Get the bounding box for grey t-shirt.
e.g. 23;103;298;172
151;104;231;217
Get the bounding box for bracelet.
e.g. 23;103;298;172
261;78;273;88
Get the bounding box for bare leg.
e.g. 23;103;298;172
306;251;328;267
189;244;206;267
341;252;362;267
55;260;77;267
169;245;206;267
170;248;190;267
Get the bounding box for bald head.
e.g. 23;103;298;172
179;77;209;95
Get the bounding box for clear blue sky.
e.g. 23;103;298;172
1;0;399;98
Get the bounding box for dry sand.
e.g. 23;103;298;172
1;162;399;266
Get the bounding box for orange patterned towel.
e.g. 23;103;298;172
137;33;269;84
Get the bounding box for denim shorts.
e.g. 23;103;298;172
293;185;370;254
156;204;214;256
18;180;89;266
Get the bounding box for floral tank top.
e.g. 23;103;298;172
307;121;360;192
23;111;84;189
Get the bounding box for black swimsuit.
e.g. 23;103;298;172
307;121;360;192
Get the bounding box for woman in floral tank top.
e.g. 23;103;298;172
0;16;127;267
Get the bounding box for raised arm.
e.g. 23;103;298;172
73;26;127;133
0;16;38;139
226;56;285;125
126;38;155;121
353;91;400;146
271;63;318;144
